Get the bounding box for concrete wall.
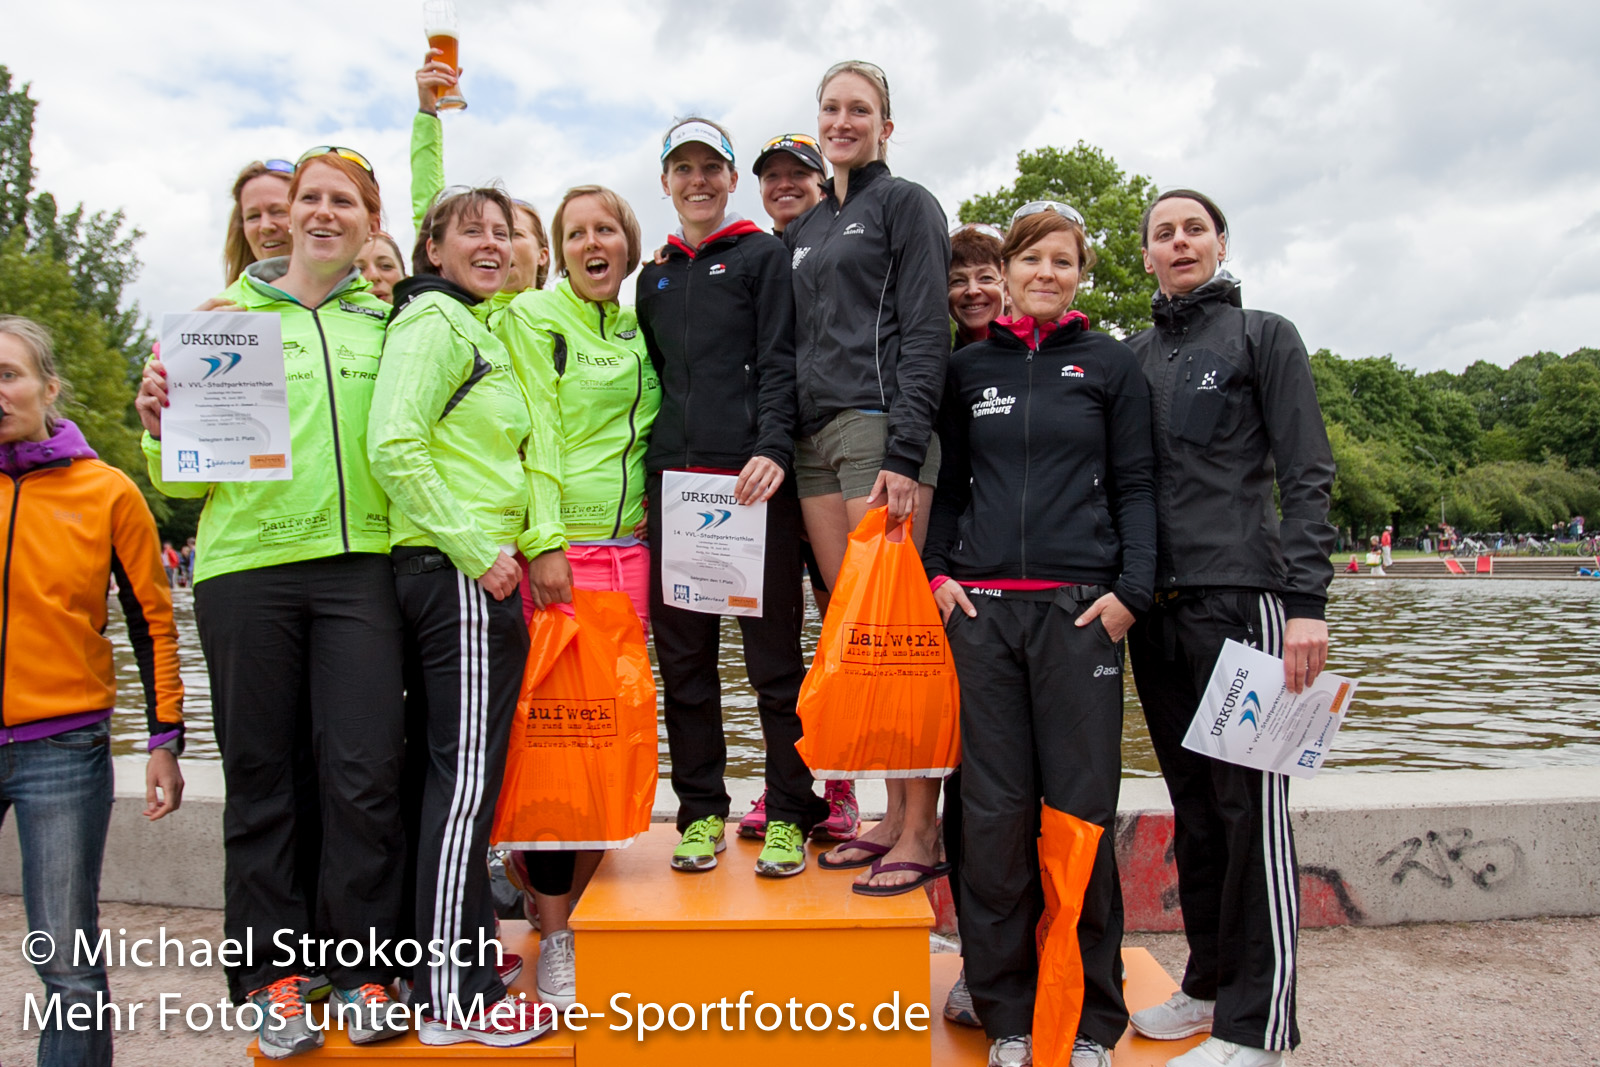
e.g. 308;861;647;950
4;763;1596;930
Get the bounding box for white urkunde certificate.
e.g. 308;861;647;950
1182;639;1358;779
659;471;766;617
159;312;290;482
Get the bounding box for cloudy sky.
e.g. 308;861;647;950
10;0;1597;372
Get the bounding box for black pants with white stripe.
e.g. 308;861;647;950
1128;589;1300;1051
951;587;1128;1048
393;548;527;1015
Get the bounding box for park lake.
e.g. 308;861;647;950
109;578;1600;776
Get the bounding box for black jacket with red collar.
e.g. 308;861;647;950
637;217;798;474
923;313;1157;614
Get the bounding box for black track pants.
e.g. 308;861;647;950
194;554;406;1001
1128;589;1300;1051
951;587;1129;1048
647;475;828;834
393;549;526;1015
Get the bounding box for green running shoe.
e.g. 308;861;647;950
671;815;726;872
756;820;807;877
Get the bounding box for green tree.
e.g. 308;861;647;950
0;66;171;522
1525;361;1600;470
960;142;1157;336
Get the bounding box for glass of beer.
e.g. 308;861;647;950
422;0;467;111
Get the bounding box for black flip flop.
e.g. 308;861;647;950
851;859;953;897
816;839;892;871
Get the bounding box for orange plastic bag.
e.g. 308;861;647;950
491;588;658;849
1033;804;1106;1067
795;507;960;777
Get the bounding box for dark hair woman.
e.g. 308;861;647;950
1123;189;1336;1067
924;202;1156;1067
369;185;560;1048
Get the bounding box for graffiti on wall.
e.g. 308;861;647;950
1375;828;1524;891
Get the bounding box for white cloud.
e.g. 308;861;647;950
11;0;1599;371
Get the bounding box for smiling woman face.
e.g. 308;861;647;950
818;71;891;172
1143;197;1227;297
240;173;291;262
1005;230;1081;323
428;202;512;299
561;194;629;304
289;160;376;274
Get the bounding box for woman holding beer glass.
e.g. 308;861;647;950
493;183;659;1008
137;147;409;1058
925;202;1155;1067
412;41;551;305
369;185;558;1047
784;61;950;895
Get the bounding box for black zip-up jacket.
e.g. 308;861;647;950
637;218;797;475
923;315;1157;615
1126;273;1336;619
783;161;951;480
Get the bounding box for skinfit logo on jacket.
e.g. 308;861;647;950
971;386;1017;419
709;263;726;276
1062;364;1085;378
842;222;866;236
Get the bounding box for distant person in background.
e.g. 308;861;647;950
1126;189;1335;1067
223;159;294;285
2;315;185;1067
1381;525;1392;568
161;540;180;587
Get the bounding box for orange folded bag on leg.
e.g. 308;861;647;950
1033;804;1106;1067
795;507;960;777
492;588;658;849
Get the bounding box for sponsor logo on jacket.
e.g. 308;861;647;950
971;385;1017;418
1198;369;1219;391
793;247;811;269
709;263;726;276
842;222;865;236
1062;364;1085;378
339;299;389;321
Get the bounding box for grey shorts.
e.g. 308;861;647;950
794;409;941;500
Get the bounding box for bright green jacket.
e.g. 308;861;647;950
369;281;564;577
142;260;392;583
410;111;446;232
494;280;661;542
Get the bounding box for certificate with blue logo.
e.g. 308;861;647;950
159;311;290;482
659;471;766;617
1182;639;1358;779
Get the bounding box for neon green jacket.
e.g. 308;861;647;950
142;260;392;583
369;278;564;577
494;280;660;542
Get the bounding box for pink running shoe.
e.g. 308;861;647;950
738;792;768;839
812;780;861;842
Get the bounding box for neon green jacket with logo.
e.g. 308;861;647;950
142;259;392;583
493;280;660;542
369;277;564;577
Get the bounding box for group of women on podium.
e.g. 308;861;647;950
11;48;1332;1067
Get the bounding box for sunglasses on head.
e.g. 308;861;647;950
824;59;890;92
761;133;820;152
295;146;375;174
264;159;295;175
951;221;1005;241
1010;200;1085;228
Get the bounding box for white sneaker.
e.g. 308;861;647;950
943;967;981;1027
536;929;576;1009
1167;1037;1283;1067
1131;989;1215;1040
1071;1035;1112;1066
988;1034;1032;1067
419;994;553;1047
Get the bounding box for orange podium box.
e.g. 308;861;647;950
568;825;935;1066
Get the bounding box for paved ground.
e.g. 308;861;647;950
1;896;1596;1065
